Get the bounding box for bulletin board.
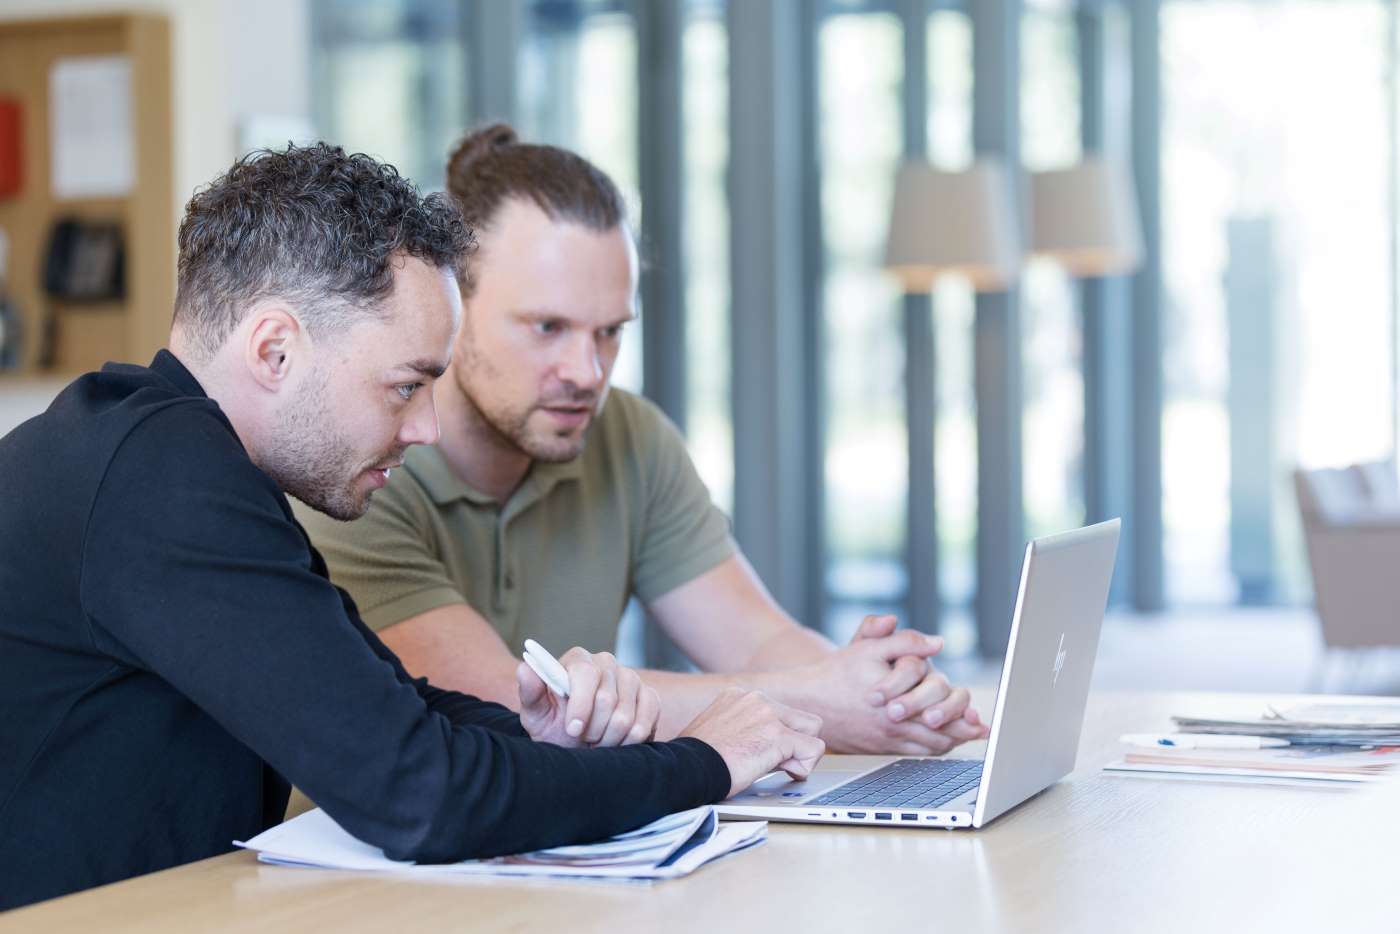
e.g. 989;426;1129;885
0;14;172;375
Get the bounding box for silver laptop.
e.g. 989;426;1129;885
718;518;1120;829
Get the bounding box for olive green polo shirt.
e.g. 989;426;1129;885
294;389;735;655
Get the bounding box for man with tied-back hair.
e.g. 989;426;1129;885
297;125;990;755
0;143;824;911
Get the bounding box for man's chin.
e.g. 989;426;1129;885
289;487;371;523
514;421;590;463
523;436;586;463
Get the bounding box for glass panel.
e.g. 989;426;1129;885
1020;7;1084;541
682;2;733;512
313;0;468;191
519;1;644;394
819;12;906;615
1162;0;1393;604
926;9;976;650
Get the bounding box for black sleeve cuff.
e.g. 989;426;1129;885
670;736;733;802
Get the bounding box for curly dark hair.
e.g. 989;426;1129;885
172;142;474;359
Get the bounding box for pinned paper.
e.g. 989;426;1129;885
49;55;135;200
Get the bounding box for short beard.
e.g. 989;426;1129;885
455;346;596;464
259;366;372;521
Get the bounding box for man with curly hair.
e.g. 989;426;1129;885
0;144;823;910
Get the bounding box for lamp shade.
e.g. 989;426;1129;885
884;158;1022;293
1029;156;1142;276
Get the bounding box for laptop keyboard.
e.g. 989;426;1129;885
807;758;983;809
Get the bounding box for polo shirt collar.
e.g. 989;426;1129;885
410;443;583;508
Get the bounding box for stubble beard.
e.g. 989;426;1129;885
455;349;596;465
259;367;391;522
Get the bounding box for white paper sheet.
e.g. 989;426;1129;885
236;806;767;882
49;55;135;200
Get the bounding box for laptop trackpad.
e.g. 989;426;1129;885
726;769;868;804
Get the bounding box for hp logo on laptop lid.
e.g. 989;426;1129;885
1052;633;1067;686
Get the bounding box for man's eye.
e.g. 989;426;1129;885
395;383;422;402
535;320;562;335
600;325;624;340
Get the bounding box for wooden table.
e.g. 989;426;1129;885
5;691;1396;932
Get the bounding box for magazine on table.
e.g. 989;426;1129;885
236;805;766;883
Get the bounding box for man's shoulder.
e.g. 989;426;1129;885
592;388;688;460
1;364;239;499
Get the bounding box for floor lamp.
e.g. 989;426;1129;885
1029;156;1143;601
883;159;1022;635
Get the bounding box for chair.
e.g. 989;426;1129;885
1294;461;1400;658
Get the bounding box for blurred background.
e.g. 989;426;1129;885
1;0;1398;696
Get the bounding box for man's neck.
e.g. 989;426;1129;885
167;341;263;463
432;378;533;503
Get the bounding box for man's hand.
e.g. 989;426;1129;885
791;615;989;755
517;647;660;748
679;688;826;797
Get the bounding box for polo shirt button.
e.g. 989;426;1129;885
504;572;515;589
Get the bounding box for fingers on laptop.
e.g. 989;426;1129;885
779;730;828;781
772;698;824;738
773;699;827;780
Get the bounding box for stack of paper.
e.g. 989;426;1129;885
1105;701;1400;785
1106;744;1400;784
236;806;766;883
1172;701;1400;747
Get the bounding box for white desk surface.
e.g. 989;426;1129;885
4;689;1396;933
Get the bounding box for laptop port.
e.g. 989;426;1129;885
874;812;893;820
846;811;867;819
900;813;918;821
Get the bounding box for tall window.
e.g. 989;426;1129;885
1161;0;1394;604
311;0;469;191
818;7;907;635
682;0;733;512
1021;5;1085;541
927;8;978;643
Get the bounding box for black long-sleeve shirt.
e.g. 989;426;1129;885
0;351;730;910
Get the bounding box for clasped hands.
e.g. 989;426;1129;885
801;614;989;755
514;614;988;758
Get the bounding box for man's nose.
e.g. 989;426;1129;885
399;392;441;447
557;334;603;391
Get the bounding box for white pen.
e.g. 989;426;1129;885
1119;733;1290;750
522;638;571;699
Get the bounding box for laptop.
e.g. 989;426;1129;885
718;518;1120;829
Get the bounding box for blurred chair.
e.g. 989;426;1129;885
1294;461;1400;688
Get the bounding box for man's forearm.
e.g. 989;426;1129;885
638;623;839;738
640;659;831;739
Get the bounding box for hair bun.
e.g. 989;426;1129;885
448;123;518;173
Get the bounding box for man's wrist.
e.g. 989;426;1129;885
733;664;824;718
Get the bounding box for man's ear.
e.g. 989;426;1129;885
243;304;303;392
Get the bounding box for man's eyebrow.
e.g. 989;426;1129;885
512;308;639;326
396;359;448;379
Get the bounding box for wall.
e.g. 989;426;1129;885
0;0;312;226
0;0;312;412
